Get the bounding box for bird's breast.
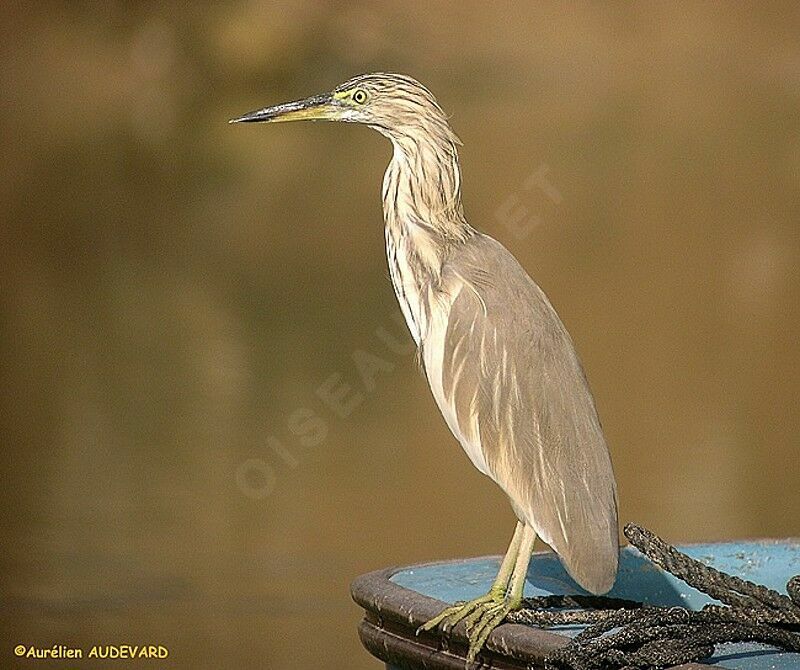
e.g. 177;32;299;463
420;280;491;476
384;222;490;476
385;224;426;345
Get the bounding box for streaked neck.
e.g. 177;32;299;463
381;131;471;243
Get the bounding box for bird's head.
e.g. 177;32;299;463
230;73;459;146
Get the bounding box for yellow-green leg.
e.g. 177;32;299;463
463;524;536;662
417;522;537;664
417;522;523;634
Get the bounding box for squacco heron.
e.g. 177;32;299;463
231;73;619;663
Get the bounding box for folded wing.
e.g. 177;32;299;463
434;234;619;594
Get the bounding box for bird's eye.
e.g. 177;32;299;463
352;89;368;104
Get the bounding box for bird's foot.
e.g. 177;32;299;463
462;598;514;663
417;591;500;635
417;589;517;664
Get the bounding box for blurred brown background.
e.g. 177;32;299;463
2;2;799;668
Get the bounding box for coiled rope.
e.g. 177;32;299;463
506;523;800;669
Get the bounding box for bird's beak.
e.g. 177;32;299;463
229;93;339;124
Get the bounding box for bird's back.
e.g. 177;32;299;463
422;233;619;594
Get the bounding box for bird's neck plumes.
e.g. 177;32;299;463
381;125;471;240
381;125;470;343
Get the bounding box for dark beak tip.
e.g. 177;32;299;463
228;93;332;126
229;114;258;124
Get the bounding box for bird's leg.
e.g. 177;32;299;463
462;524;536;663
416;521;524;635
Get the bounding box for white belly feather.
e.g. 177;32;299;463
386;228;491;478
421;283;491;477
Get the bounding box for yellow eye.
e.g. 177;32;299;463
352;89;368;104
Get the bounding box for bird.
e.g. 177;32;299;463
231;73;619;663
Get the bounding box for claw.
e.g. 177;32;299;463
417;594;496;635
418;524;535;666
461;600;495;633
418;591;517;666
465;603;512;663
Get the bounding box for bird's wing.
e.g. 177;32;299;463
432;234;618;594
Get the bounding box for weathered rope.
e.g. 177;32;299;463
506;523;800;669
